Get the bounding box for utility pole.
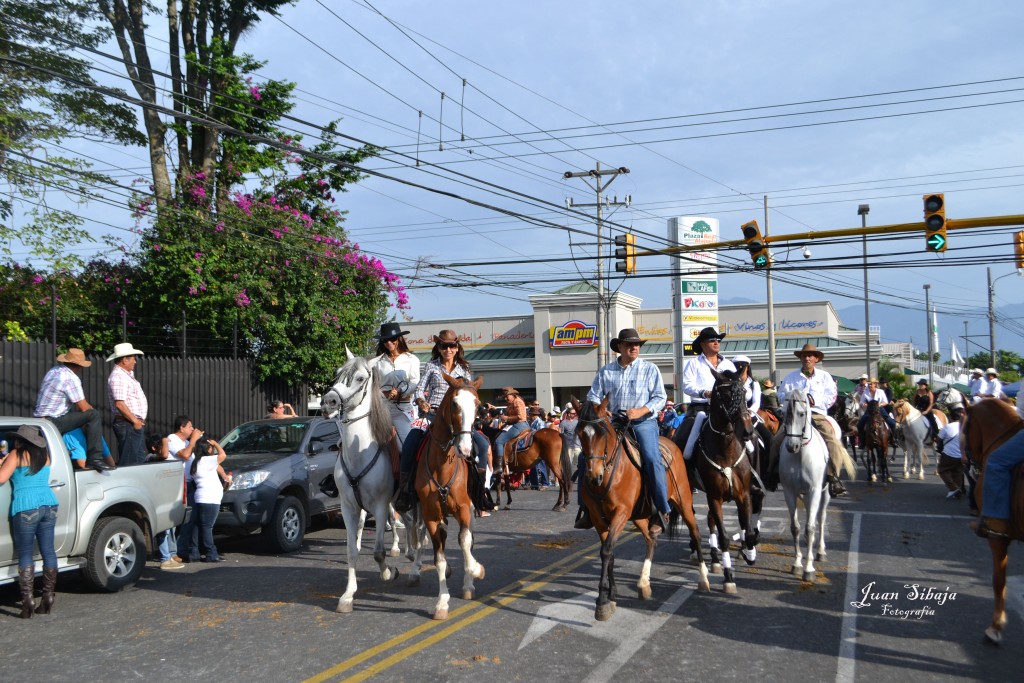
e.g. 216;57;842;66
764;196;777;381
859;204;871;379
923;284;932;382
987;267;996;368
564;163;630;370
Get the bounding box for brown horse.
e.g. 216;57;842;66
962;398;1024;645
480;422;572;511
573;398;709;621
414;373;486;620
863;400;891;483
675;368;759;593
757;409;780;435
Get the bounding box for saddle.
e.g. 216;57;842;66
615;424;675;521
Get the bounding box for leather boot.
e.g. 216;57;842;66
393;472;414;513
18;567;35;619
36;568;57;615
574;506;593;529
972;517;1010;538
827;474;847;497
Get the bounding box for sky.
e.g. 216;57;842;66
37;0;1024;357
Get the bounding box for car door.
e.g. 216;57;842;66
305;420;341;515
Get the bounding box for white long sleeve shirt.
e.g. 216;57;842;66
778;368;837;416
682;354;720;404
375;352;421;409
977;377;1002;398
744;377;762;413
858;387;889;408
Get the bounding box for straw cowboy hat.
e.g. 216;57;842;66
869;377;880;384
794;343;824;361
7;425;46;449
610;328;647;353
56;348;92;367
106;342;145;362
693;327;726;348
433;329;460;345
498;386;520;397
762;379;776;389
375;322;409;341
970;368;984;376
985;368;999;376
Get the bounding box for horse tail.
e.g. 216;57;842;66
559;432;573;495
666;509;680;541
841;449;857;479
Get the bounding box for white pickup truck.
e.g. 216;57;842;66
0;418;186;591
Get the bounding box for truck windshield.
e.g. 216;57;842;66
220;421;309;454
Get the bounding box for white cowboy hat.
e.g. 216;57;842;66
731;355;752;365
106;342;145;362
859;373;869;380
985;368;998;376
716;359;738;375
970;368;983;375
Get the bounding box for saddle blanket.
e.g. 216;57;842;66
513;429;534;452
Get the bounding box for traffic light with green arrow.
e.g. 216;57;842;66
741;220;771;268
923;193;947;252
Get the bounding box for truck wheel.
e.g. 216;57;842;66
264;495;306;553
84;516;147;592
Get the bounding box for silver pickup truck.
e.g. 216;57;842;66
0;418;186;591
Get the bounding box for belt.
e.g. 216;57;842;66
114;415;145;423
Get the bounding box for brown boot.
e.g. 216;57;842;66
18;567;35;619
36;568;57;615
574;506;593;529
827;475;847;497
393;472;414;513
972;517;1010;538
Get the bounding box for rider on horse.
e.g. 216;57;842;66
672;327;731;483
973;410;1024;539
491;386;529;465
857;378;897;440
913;379;939;438
765;344;848;497
760;379;783;421
574;328;669;532
733;355;773;461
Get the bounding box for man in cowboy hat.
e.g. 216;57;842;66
977;368;1003;400
33;348;111;471
492;386;529;468
768;343;847;496
968;368;984;402
760;378;783;420
107;342;148;466
672;327;730;486
579;328;668;531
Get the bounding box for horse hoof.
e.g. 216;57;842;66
723;582;738;594
638;584;652;600
558;505;568;512
918;472;925;481
407;575;421;588
792;565;803;576
984;626;1003;645
503;505;512;511
387;567;400;582
336;600;353;614
711;562;723;574
802;571;815;583
389;549;401;558
886;476;894;484
433;608;449;621
595;602;616;621
475;565;486;580
462;590;474;600
815;551;827;562
698;579;711;592
870;475;877;483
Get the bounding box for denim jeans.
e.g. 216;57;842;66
177;481;200;560
49;409;103;461
156;528;177;561
494;422;529;462
195;503;220;560
632;418;669;514
12;505;58;569
112;420;147;466
982;429;1024;520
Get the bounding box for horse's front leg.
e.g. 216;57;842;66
337;505;364;613
800;494;821;583
986;537;1010;644
786;490;804;578
457;506;485;600
388;503;402;558
595;516;626;621
815;488;830;562
426;515;450;620
355;508;367;552
635;518;657;601
707;509;722;573
372;500;399;584
737;481;758;566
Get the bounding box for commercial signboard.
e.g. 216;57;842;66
549;320;598;348
675;217;720;355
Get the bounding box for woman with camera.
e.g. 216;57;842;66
190;437;230;562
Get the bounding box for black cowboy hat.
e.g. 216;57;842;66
375;322;409;341
610;328;647;353
692;327;726;348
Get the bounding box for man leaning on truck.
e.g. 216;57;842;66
33;348;112;472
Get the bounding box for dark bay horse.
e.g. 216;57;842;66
675;368;758;593
414;373;486;620
962;398;1024;644
573;398;709;621
863;400;892;484
480;422;572;512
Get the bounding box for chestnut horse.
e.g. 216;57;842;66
675;367;759;593
480;422;572;512
573;398;709;621
962;398;1024;645
414;373;486;620
863;400;892;484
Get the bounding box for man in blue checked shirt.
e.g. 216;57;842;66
576;328;668;531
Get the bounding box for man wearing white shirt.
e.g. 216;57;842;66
977;368;1003;400
673;327;729;489
968;368;984;402
935;414;965;499
766;344;848;497
857;378;897;437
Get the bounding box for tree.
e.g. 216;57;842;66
914;351;940;363
878;358;911;400
0;0;144;270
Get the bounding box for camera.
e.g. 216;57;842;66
803;246;812;259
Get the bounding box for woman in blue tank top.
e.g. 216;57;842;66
0;425;59;618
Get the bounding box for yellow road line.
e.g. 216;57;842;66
304;536;620;683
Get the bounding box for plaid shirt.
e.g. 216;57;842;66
415;359;471;409
108;364;148;420
33;365;85;418
587;357;666;421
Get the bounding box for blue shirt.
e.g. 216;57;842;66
587;357;666;421
10;465;58;516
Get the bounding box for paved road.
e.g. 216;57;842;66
3;465;1022;682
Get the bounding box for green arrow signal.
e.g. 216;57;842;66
926;234;946;250
754;254;768;267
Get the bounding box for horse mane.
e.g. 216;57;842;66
337;355;393;444
578;400;612;440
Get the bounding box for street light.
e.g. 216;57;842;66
988;267;1024;369
858;204;871;379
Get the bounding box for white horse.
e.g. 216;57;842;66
780;389;831;583
320;351;400;613
891;400;944;480
934;387;968;414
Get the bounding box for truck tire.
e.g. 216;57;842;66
83;516;147;592
264;495;306;553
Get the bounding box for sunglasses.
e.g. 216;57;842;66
439;342;459;349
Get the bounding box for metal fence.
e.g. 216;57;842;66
0;340;306;450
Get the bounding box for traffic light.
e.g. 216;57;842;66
614;233;636;275
740;220;771;269
1015;230;1024;269
923;193;947;252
